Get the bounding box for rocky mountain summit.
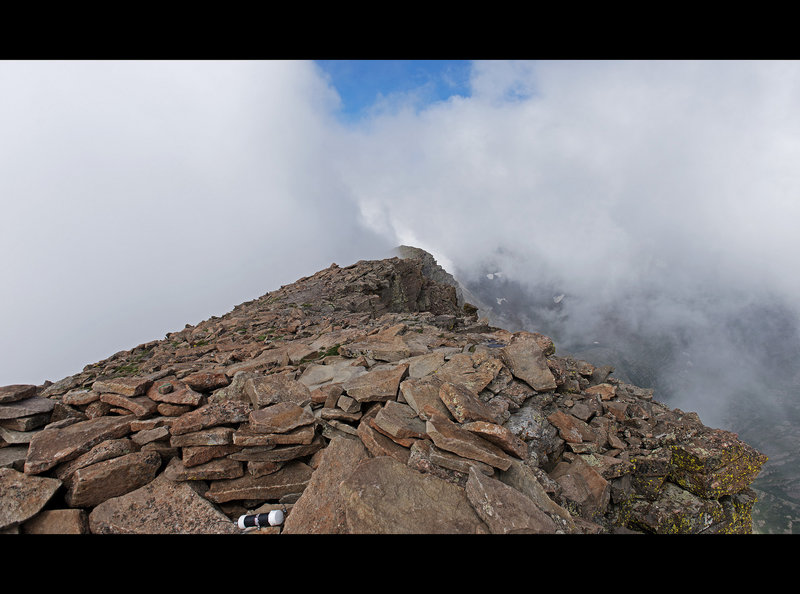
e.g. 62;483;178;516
0;250;768;534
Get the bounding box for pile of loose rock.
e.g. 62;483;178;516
0;254;768;533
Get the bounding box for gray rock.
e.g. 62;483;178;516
0;468;61;530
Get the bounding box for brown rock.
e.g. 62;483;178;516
99;393;159;418
342;363;409;403
0;384;38;404
54;438;137;481
550;455;611;520
146;380;204;406
547;410;597;444
169;399;252;436
204;461;314;504
424;409;513;471
24;415;133;474
438;382;498;424
63;450;162;508
0;396;55;420
92;376;154;397
89;473;239;534
163;456;244;481
183;371;230;392
357;407;412;464
233;424;316;446
461;420;528;459
182;444;243;467
169;426;235;447
465;466;560;533
283;436;370;534
585;383;616;400
244;374;312;409
228;437;324;463
399;376;452;421
338;456;489;534
62;389;101;406
22;509;90;534
373;400;427;441
0;468;61;530
500;332;557;391
248;402;315;434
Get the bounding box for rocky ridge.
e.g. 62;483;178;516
0;251;768;534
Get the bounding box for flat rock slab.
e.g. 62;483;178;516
438;382;498;424
460;421;528;459
0;445;28;471
0;468;62;530
170;426;235;447
63;450;162;508
54;438;138;481
228;437;324;463
99;393;159;418
21;508;90;534
338;456;489;534
500;332;557;392
0;396;55;419
163;456;244;481
298;361;367;391
92;376;154;397
169;399;252;436
233;424;316;446
399;377;451;421
89;473;240;534
283;436;370;534
342;364;409;403
204;460;314;504
424;409;513;471
0;384;38;403
182;371;230;392
248;402;315;434
24;414;133;474
373;400;426;441
146;380;204;406
465;466;560;534
244;374;312;408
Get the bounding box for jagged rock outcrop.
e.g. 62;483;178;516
0;252;767;533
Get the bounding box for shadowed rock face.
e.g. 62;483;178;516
0;249;768;534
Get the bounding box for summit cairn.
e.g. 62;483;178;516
0;250;767;533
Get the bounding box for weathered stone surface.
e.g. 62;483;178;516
465;466;560;533
0;384;37;403
22;508;90;534
0;468;61;530
339;456;489;534
399;376;452;421
435;353;501;394
0;396;55;419
54;438;137;481
182;444;242;468
668;430;769;499
342;364;409;403
183;371;230;392
406;351;446;378
146;379;204;406
204;461;314;504
248;402;315;434
438;381;498;424
245;374;312;408
132;425;171;446
163;456;244;481
627;482;726;534
496;458;576;531
0;445;28;471
99;393;159;418
298;361;367;391
89;473;239;534
233;424;316;446
547;410;598;444
357;407;412;464
169;426;235;447
283;436;370;534
169;399;252;436
228;437;324;463
92;376;154;397
24;414;133;474
425;408;513;471
461;420;528;459
550;455;611;520
63;450;162;508
500;332;557;391
373;400;426;441
62;389;101;406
